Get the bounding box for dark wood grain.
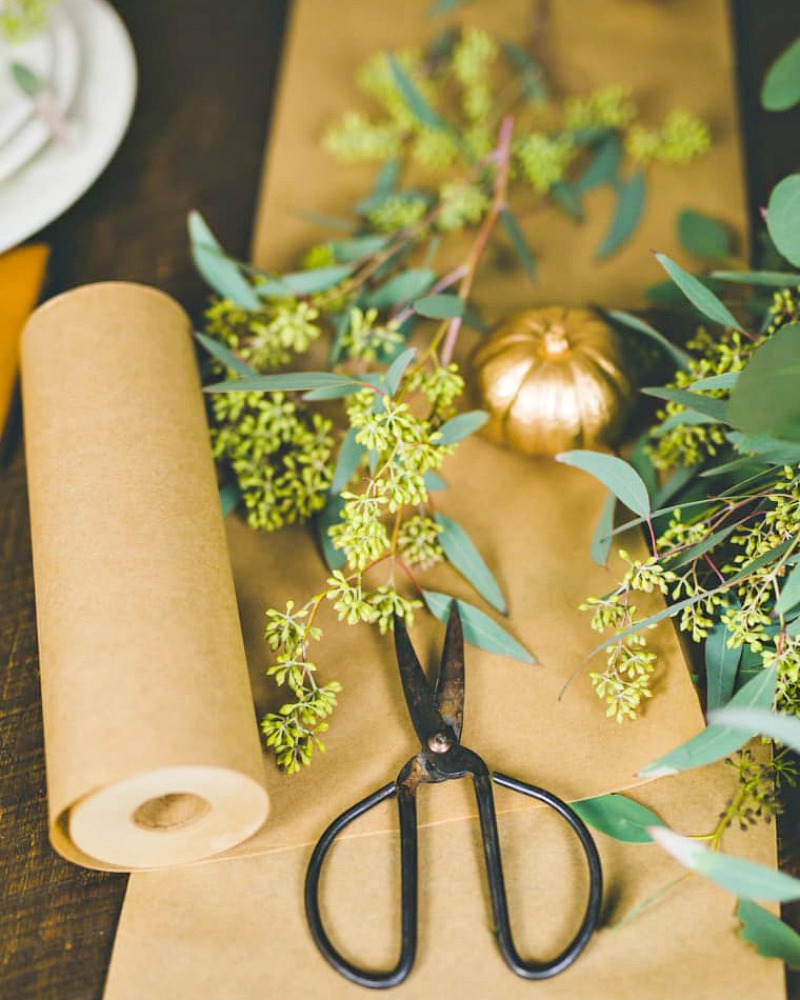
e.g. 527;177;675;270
1;2;799;999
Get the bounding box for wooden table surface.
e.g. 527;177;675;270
1;2;800;998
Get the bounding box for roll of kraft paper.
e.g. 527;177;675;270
21;282;270;871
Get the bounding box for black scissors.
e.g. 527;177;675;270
305;605;602;989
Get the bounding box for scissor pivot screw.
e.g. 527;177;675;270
428;733;452;754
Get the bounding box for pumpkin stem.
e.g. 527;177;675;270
542;325;570;357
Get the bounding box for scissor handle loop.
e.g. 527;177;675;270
305;768;602;989
304;781;417;989
482;771;603;979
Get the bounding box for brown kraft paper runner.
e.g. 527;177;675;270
22;283;270;870
73;0;777;993
105;760;784;1000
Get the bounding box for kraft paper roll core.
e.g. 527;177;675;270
21;282;270;870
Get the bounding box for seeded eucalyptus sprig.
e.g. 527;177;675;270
321;24;712;267
189;116;535;773
562;186;800;830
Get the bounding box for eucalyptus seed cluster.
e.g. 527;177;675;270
205;299;335;531
323;26;710;239
201;244;482;771
582;290;800;829
261;602;341;774
257;363;464;770
581;552;673;721
648;326;752;470
0;0;54;41
210;391;335;532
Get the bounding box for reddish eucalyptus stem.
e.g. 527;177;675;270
440;114;516;365
645;517;660;559
703;553;726;586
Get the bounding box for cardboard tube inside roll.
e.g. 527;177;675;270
21;282;269;870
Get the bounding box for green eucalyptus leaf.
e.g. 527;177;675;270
577;136;621;192
424;470;447;492
590;492;616;567
365;269;436;310
550;181;583;221
356;158;402;214
385;347;417;394
331;428;366;494
303;373;385;400
11;61;40;96
705;614;742;710
641;386;728;423
328;235;387;262
727;323;800;439
463;306;489;333
711;270;800;287
435;513;507;613
655;252;743;330
249;275;299;299
737;899;800;970
727;430;800;465
302;384;363;401
767;175;800;267
571;794;665;844
651;462;699;507
422;591;535;663
629;435;659;502
570;125;613;146
499;208;536;280
316;495;346;572
645;279;693;306
776;562;800;616
194;332;255;377
500;40;548;102
205;372;357;393
762;37;800;111
437;410;489;444
677;210;733;261
596;171;645;260
708;706;800;754
689;372;739;391
639;666;777;777
219;483;241;517
414;293;465;320
428;0;474;13
188;212;262;311
665;522;737;571
556;451;651;520
279;265;352;295
389;54;448;131
606;309;691;370
650;826;800;902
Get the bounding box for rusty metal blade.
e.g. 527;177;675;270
435;602;465;740
393;615;446;748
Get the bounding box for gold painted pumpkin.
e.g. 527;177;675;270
472;306;634;456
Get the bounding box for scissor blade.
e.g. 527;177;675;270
435;603;465;741
393;615;448;748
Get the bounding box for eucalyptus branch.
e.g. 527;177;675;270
441;114;515;365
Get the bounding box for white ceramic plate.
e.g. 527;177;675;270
0;4;80;184
0;0;136;254
0;16;53;147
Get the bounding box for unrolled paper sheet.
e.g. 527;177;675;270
105;759;784;1000
106;0;785;994
22;283;270;870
